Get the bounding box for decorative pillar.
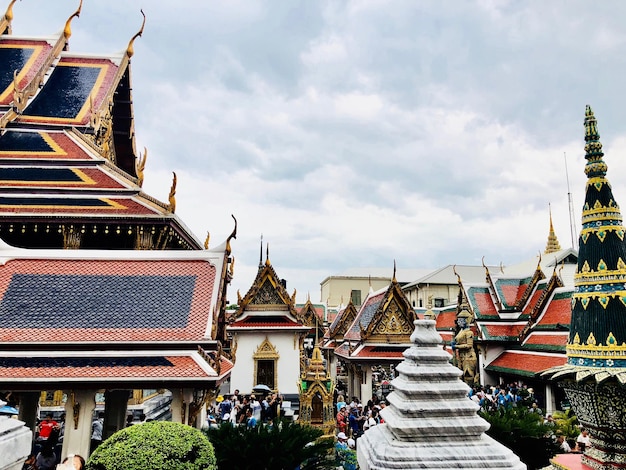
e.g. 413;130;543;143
17;392;39;437
61;390;96;460
171;389;183;423
543;383;556;416
103;390;129;440
360;365;372;402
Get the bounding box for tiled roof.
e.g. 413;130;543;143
468;287;498;318
0;166;126;189
522;282;547;316
0;258;216;342
0;37;55;106
343;291;385;341
536;291;571;327
522;332;568;352
351;345;407;359
0;353;217;381
495;278;527;309
486;351;566;377
0;194;163;215
435;308;457;330
479;323;526;341
0;130;99;160
17;57;119;127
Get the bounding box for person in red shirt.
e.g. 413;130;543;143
336;406;348;434
38;414;58;441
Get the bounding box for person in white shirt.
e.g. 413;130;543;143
576;429;591;452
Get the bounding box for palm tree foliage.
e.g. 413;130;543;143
205;419;335;470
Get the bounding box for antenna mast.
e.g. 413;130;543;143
564;152;577;250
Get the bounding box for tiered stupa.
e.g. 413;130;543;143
357;319;525;469
545;205;562;254
543;106;626;469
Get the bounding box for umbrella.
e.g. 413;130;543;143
252;384;272;393
0;405;18;415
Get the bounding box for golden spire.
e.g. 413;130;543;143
544;203;562;254
136;147;147;187
1;0;18;35
63;0;83;41
204;231;210;250
167;172;176;213
126;9;146;58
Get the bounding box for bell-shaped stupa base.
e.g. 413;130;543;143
356;320;525;469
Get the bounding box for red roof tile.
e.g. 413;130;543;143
538;296;571;326
486;351;566;376
480;323;525;340
523;333;568;348
470;290;498;317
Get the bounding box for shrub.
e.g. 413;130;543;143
86;421;216;470
480;406;559;469
205;418;335;470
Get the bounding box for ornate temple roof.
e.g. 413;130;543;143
0;239;232;386
0;2;202;250
545;106;626;384
338;267;416;361
228;245;309;332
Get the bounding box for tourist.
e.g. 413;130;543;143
35;444;57;470
336;394;346;412
245;408;257;427
90;412;104;454
343;438;358;470
336;405;348;435
576;428;591;452
348;407;361;439
250;394;262;422
218;395;232;422
557;434;571;453
57;454;85;470
37;414;59;443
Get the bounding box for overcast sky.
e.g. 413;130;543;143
11;1;626;303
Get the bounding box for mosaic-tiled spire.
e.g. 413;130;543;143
544;204;562;254
568;105;626;369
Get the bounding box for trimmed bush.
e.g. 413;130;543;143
86;421;216;470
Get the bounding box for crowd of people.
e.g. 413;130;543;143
469;382;592;454
208;389;284;428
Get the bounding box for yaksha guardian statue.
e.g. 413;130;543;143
451;308;478;386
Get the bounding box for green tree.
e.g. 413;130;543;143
552;409;579;441
480;406;559;470
205;419;335;470
86;421;216;470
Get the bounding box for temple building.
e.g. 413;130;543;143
0;0;234;460
333;265;416;402
544;106;626;470
227;246;311;407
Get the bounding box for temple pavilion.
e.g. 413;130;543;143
0;0;234;460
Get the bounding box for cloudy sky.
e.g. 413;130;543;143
10;0;626;302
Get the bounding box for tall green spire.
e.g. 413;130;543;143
568;105;626;370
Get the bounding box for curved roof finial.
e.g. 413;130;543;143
392;259;397;283
136;147;147;187
63;0;83;41
2;0;18;34
258;234;263;268
167;172;177;213
453;264;461;283
265;242;270;266
225;214;237;255
126;9;146;58
204;231;210;250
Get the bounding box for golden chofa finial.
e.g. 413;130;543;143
392;260;397;283
136;147;147;187
63;0;83;41
126;9;146;58
265;242;270;266
453;264;461;283
2;0;18;35
225;214;237;255
167;172;177;213
204;231;210;250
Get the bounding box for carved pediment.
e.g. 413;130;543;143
362;281;415;341
330;300;358;339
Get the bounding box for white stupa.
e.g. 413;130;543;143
357;320;526;469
